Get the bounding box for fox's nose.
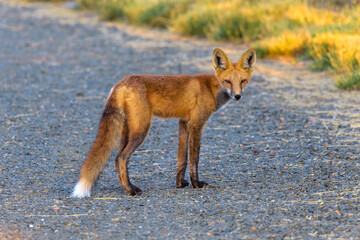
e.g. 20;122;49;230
234;94;242;100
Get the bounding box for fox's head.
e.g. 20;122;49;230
213;48;256;101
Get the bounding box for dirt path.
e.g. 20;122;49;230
0;1;359;239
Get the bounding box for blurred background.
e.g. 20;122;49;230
29;0;360;90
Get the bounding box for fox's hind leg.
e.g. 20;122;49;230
115;98;151;196
176;119;189;188
117;125;150;195
115;125;129;178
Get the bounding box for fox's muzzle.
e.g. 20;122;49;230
234;94;241;101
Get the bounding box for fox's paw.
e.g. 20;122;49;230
126;184;142;196
192;180;208;189
176;179;189;188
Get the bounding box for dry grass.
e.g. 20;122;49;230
26;0;360;90
252;2;360;90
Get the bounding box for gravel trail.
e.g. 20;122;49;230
0;1;359;239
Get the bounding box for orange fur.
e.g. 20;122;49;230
71;48;256;197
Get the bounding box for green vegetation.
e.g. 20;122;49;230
30;0;360;90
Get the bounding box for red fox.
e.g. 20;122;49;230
71;48;256;197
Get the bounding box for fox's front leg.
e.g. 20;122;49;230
188;121;208;188
176;120;189;188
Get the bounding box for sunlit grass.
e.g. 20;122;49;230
27;0;360;90
309;32;360;90
249;3;360;90
123;0;191;28
285;4;351;27
336;72;360;90
170;5;216;37
171;1;292;41
253;30;311;57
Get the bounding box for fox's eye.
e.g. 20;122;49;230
224;80;231;84
241;79;247;84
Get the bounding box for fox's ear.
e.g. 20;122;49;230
237;48;256;72
213;48;232;74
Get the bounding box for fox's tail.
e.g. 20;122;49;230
71;103;124;198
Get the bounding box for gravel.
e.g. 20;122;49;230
0;1;359;239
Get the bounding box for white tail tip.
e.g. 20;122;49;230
71;180;91;198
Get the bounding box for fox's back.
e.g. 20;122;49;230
115;74;216;119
